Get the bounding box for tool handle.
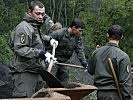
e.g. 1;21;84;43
47;43;56;72
56;62;84;69
108;58;123;100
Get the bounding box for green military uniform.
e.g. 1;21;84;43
50;28;86;82
88;42;132;100
9;13;52;97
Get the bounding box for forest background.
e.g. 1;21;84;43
0;0;133;63
0;0;133;99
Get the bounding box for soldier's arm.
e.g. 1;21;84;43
119;56;132;99
41;34;51;42
13;27;41;58
50;29;62;40
88;52;96;75
75;36;86;63
41;29;59;43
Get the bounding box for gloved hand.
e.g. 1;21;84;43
39;50;46;59
81;62;88;69
45;52;54;64
50;38;58;48
39;50;53;63
39;50;57;64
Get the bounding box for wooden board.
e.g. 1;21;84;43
1;92;70;100
32;83;97;100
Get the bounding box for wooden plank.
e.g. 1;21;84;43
2;83;97;100
1;92;71;100
1;98;70;100
33;83;97;100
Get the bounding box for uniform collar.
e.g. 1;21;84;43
106;42;119;48
23;12;43;28
65;28;75;38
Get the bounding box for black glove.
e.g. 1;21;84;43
39;50;46;59
81;62;88;69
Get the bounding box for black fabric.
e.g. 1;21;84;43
97;90;120;100
111;58;119;81
0;62;13;98
61;82;81;88
38;69;64;88
39;50;46;59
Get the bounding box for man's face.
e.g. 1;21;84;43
29;6;45;22
72;27;84;36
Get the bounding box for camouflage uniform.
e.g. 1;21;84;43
50;28;86;82
9;13;52;97
88;42;132;100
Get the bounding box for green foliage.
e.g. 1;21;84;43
0;0;132;99
0;35;12;62
0;0;133;63
0;0;28;62
81;0;133;62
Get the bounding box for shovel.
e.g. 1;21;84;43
39;69;64;88
39;43;64;88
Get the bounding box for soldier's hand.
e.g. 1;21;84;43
43;52;53;64
81;62;88;71
39;50;53;60
39;50;46;59
50;38;58;48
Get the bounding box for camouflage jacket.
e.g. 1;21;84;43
50;28;86;63
9;13;51;73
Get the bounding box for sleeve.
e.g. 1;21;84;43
50;29;61;40
41;34;51;42
119;55;132;99
75;36;86;63
88;52;96;75
13;26;41;58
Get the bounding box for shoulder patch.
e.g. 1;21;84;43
126;65;130;73
20;33;26;44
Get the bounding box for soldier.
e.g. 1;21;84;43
50;18;88;82
88;25;132;100
43;12;62;35
51;22;62;32
44;17;62;34
9;0;58;98
45;21;62;52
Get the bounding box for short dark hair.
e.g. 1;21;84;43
29;0;44;12
108;25;123;40
70;18;85;29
